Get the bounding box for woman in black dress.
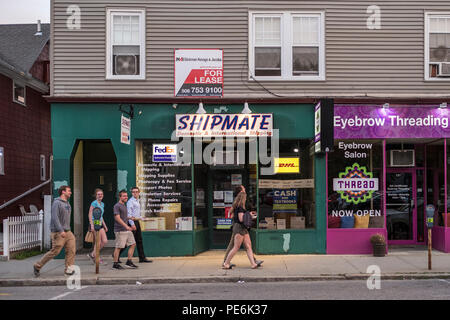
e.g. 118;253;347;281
222;191;260;269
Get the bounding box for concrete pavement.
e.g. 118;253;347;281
0;247;449;287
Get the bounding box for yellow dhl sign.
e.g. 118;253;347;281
274;158;300;174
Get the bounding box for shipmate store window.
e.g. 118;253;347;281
259;139;316;230
135;141;192;232
328;140;384;229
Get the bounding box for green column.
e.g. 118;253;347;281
314;153;327;254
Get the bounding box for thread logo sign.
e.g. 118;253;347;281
333;163;378;204
153;144;177;163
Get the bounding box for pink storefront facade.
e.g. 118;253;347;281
326;104;450;254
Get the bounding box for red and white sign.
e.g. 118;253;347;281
174;49;223;97
120;115;131;145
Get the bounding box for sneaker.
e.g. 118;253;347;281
87;253;95;264
112;253;122;263
33;265;40;277
112;262;124;270
64;266;75;276
99;258;107;266
64;270;75;276
125;260;138;269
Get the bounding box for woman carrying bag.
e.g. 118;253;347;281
222;191;261;269
87;188;108;265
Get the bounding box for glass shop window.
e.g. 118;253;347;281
328;140;384;229
259;139;315;230
135;141;192;231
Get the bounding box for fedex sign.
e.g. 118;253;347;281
153;144;177;163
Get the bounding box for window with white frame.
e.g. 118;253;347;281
106;9;145;80
426;13;450;80
40;155;46;181
250;12;324;80
13;81;26;105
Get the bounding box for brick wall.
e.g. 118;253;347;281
30;43;50;84
0;73;52;229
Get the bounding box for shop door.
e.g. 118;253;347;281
83;141;117;243
386;169;418;244
208;169;248;249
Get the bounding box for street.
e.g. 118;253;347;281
1;279;450;300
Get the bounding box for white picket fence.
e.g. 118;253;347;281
2;215;43;261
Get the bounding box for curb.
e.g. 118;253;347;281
2;273;450;287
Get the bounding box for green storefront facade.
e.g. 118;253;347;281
51;102;327;256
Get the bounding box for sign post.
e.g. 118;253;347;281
314;98;334;154
92;207;103;274
426;205;435;270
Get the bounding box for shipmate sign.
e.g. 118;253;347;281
174;49;223;97
175;113;273;137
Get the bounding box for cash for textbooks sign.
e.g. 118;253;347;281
175;113;273;137
174;49;223;97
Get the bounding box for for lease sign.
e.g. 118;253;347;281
174;49;223;97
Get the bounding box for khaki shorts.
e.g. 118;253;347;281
114;231;136;249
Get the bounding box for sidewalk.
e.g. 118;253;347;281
0;247;449;287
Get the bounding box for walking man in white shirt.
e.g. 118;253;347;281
125;187;152;263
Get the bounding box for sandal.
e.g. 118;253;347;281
222;264;233;270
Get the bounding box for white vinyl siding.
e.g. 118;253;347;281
249;11;325;81
106;8;145;80
51;1;450;98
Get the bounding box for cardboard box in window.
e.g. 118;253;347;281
157;212;181;230
140;217;166;231
266;222;276;230
264;218;276;230
259;220;268;229
276;219;286;230
175;217;193;231
290;216;305;229
274;212;297;229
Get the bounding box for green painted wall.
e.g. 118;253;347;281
51;102;324;256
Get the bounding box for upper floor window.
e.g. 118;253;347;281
106;9;145;80
249;12;325;81
13;81;26;106
425;13;450;80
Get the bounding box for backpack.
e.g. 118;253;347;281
243;211;254;229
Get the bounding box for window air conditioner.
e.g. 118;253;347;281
390;150;415;167
438;62;450;76
114;55;137;75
